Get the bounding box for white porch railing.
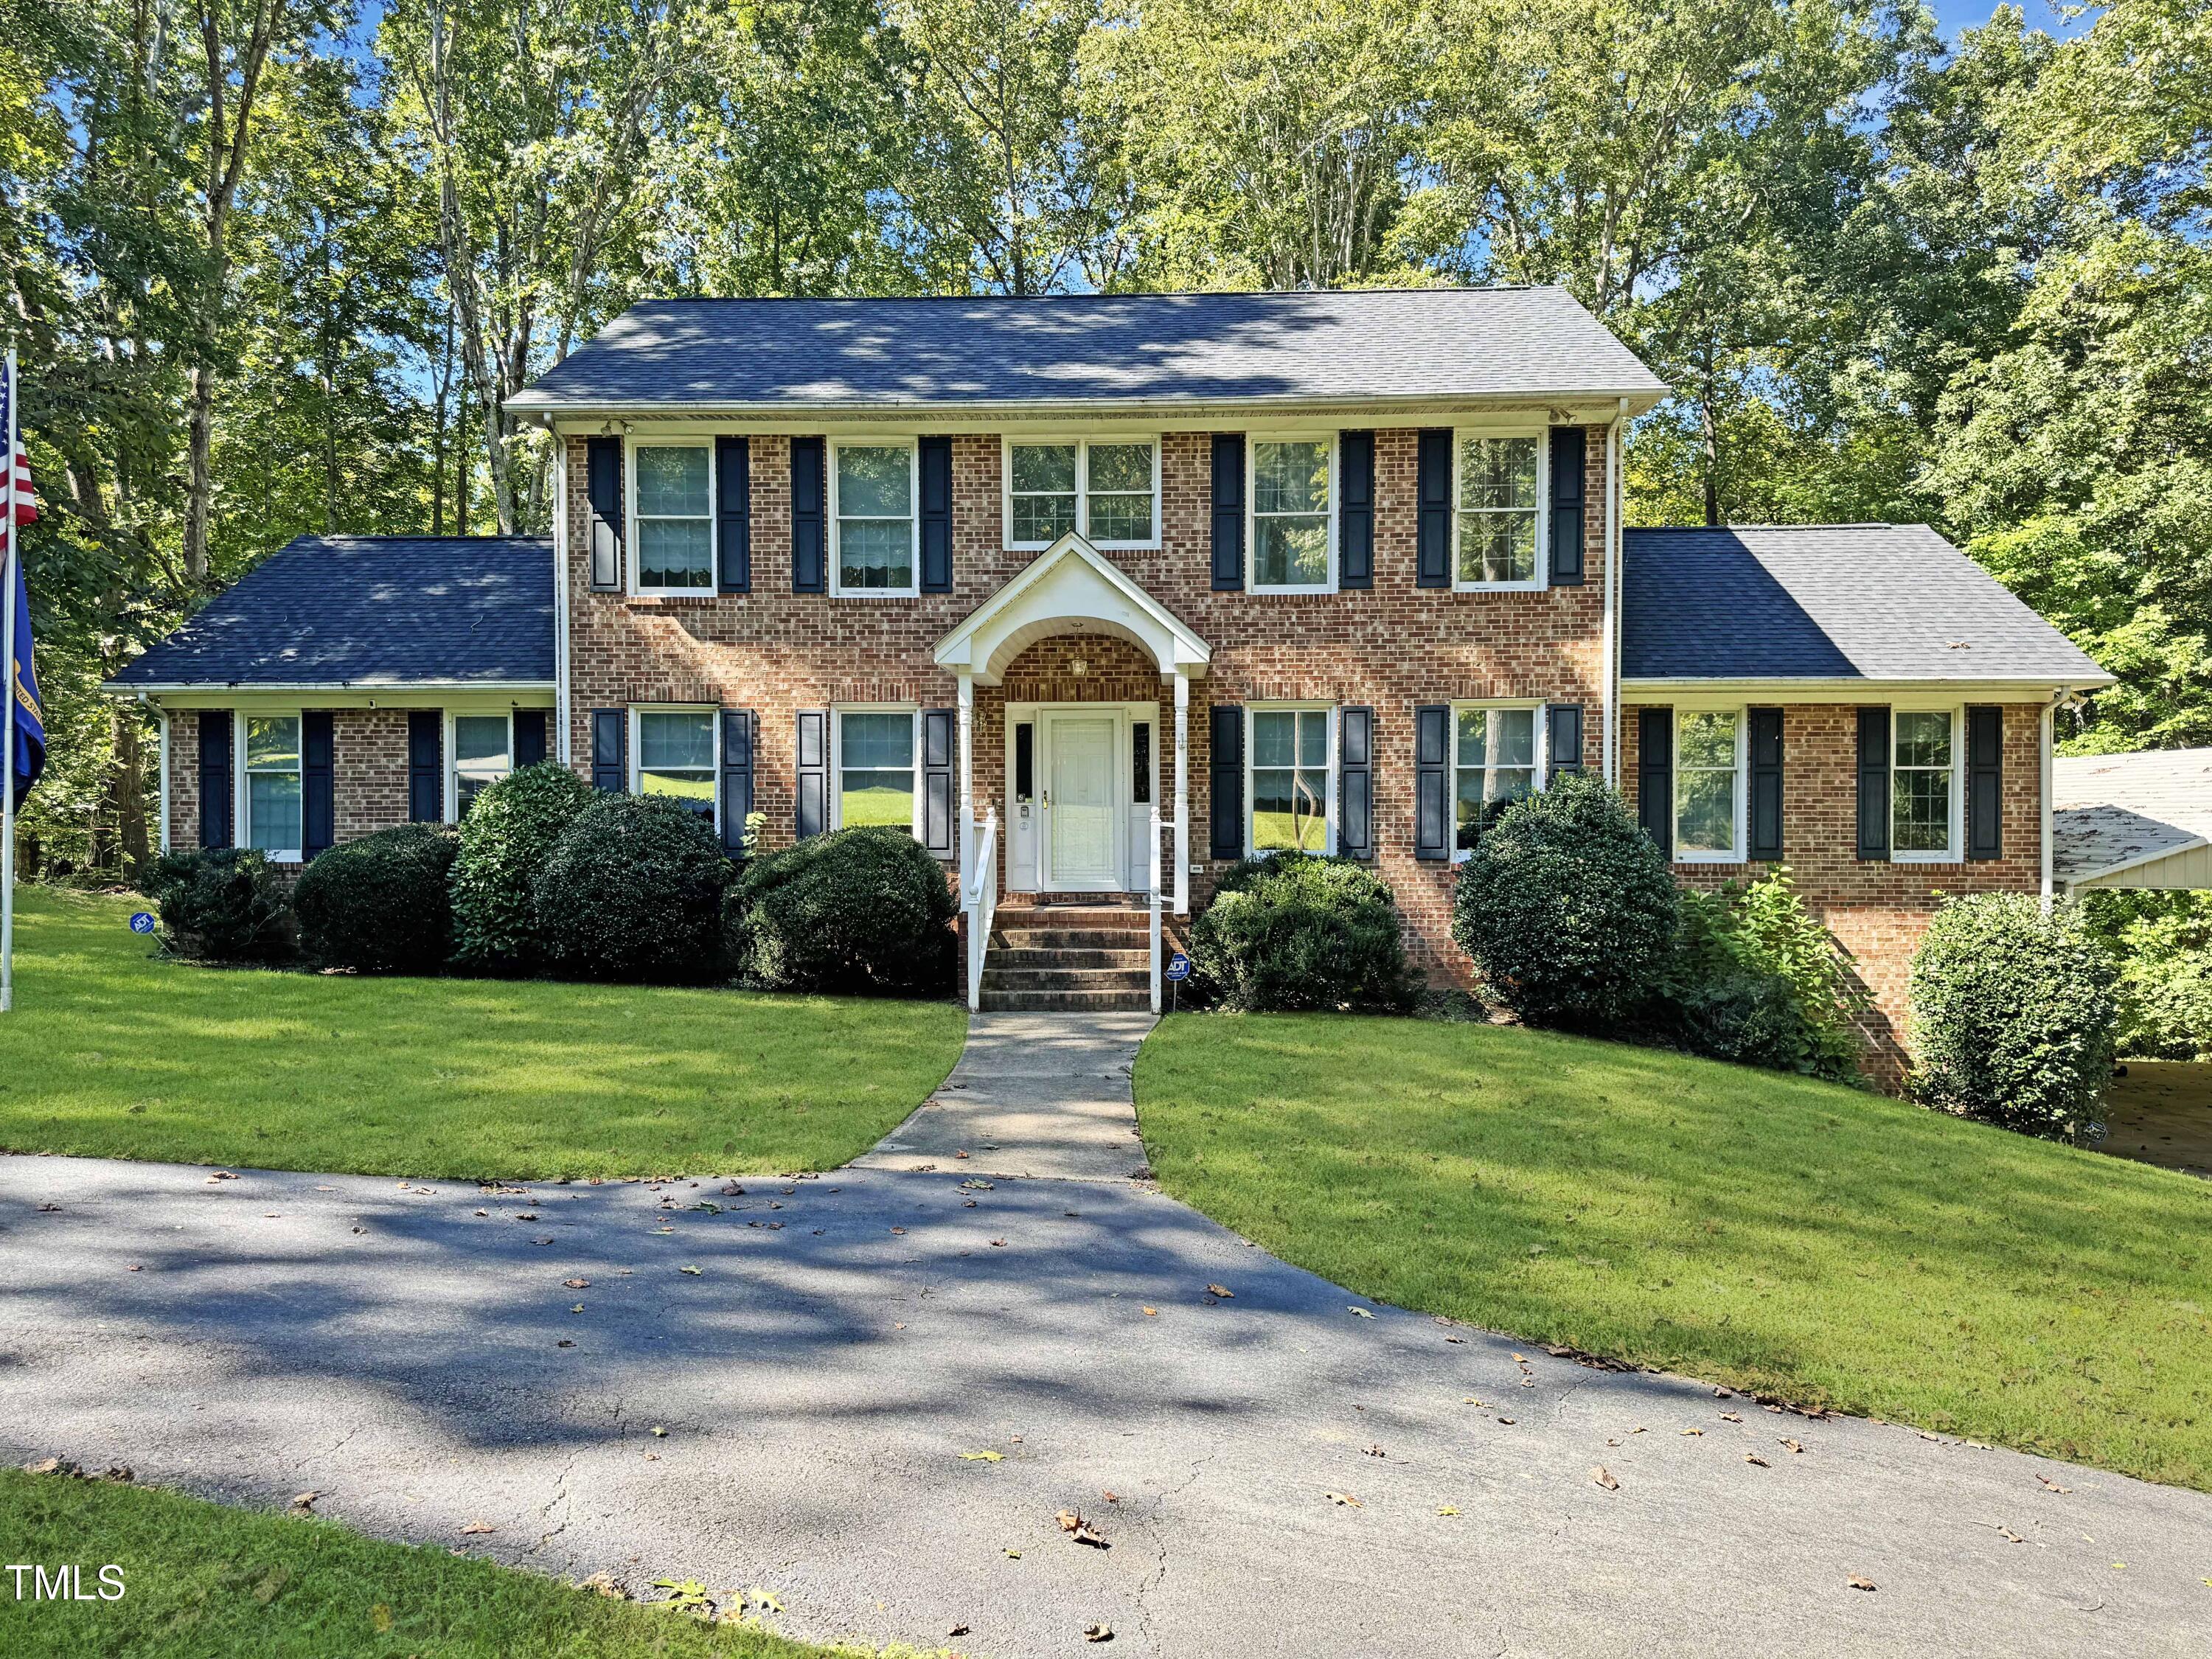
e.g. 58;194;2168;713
963;807;999;1013
1148;804;1163;1015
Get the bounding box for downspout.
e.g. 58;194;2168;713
2040;689;2067;912
551;421;572;765
1602;399;1627;786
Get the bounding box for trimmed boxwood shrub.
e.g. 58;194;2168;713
1909;893;2120;1138
145;848;294;964
448;762;595;970
726;826;956;995
1666;870;1867;1082
534;793;731;982
1450;774;1677;1029
1189;853;1415;1012
293;824;458;973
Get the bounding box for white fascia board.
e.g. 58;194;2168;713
1619;678;2112;702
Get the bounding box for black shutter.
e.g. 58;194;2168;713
1638;707;1673;856
1416;429;1452;588
1856;706;1891;860
1338;706;1374;860
1208;703;1243;858
1414;703;1450;859
796;709;828;838
198;711;233;848
1748;707;1784;861
513;709;548;769
922;707;956;859
1338;431;1374;590
591;709;626;794
919;436;953;593
1545;703;1585;779
302;712;335;858
716;435;751;593
720;708;755;858
1548;427;1586;585
407;711;442;823
790;436;825;593
1966;706;2003;860
586;436;623;591
1210;434;1245;591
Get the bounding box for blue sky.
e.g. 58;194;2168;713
1928;0;2096;40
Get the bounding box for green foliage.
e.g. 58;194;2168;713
2081;891;2212;1062
145;849;295;964
292;824;458;974
1669;868;1867;1082
1450;776;1677;1029
449;762;597;971
1908;894;2121;1138
726;827;956;995
1189;853;1415;1012
535;795;732;983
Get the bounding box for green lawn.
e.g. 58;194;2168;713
0;888;964;1179
1135;1012;2212;1492
0;1470;936;1658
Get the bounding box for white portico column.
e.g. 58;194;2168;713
1173;669;1190;916
956;672;975;883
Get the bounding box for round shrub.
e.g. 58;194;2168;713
146;847;294;964
726;826;956;995
533;793;731;982
1189;853;1415;1012
1665;872;1866;1082
1909;893;2120;1138
1450;773;1677;1029
449;761;595;970
293;824;458;973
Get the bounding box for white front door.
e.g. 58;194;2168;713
1044;714;1120;890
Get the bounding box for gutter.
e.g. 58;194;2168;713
508;387;1672;424
102;679;557;695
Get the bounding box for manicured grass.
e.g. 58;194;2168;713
1135;1012;2212;1491
0;888;964;1179
0;1469;931;1658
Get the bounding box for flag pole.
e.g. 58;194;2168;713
2;347;18;1012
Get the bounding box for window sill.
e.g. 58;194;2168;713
827;589;922;601
1248;585;1338;599
1453;580;1549;594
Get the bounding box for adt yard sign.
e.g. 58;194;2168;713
1164;952;1192;982
128;911;155;935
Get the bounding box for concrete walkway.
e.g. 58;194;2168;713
2;1012;2210;1658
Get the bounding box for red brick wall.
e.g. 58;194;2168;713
161;708;429;853
563;426;1613;981
1623;701;2045;1085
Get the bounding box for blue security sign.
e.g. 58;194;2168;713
1164;952;1192;982
128;911;156;935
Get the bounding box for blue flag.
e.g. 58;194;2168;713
8;549;42;810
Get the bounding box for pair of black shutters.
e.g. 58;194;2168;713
403;710;548;824
1209;428;1585;591
197;711;328;855
586;436;954;595
1635;706;2004;862
1206;703;1583;863
588;707;759;859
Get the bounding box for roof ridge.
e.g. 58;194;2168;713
633;286;1565;305
1627;522;1912;532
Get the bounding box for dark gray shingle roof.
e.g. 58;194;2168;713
508;289;1666;413
108;536;554;689
1621;524;2111;685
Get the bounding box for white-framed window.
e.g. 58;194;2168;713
1672;707;1745;863
450;712;513;819
830;439;918;595
633;706;718;827
1004;437;1161;551
1248;704;1335;855
630;440;714;595
833;706;921;832
243;713;304;860
1454;428;1548;590
1892;707;1961;861
1249;436;1335;592
1452;703;1544;856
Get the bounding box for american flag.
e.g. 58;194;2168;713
2;362;37;526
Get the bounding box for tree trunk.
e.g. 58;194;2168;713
1700;355;1721;529
111;710;150;880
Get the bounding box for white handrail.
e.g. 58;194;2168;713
964;807;998;1013
1148;804;1163;1015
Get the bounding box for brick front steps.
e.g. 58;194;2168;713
979;900;1154;1013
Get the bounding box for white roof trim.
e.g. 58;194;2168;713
105;679;557;695
1621;678;2107;701
933;532;1211;686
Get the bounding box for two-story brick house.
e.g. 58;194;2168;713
108;290;2110;1079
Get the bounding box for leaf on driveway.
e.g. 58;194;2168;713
1323;1491;1362;1507
1083;1621;1113;1642
1438;1505;1461;1517
650;1425;667;1438
289;1492;318;1512
1745;1453;1770;1468
556;1340;575;1349
2037;1474;2073;1494
959;1450;1004;1463
207;1171;239;1182
1206;1284;1233;1298
1348;1307;1374;1319
563;1279;590;1290
459;1520;497;1535
1591;1467;1619;1491
1782;1439;1804;1455
570;1304;585;1314
1680;1428;1703;1437
1057;1510;1108;1548
1141;1307;1158;1316
680;1265;702;1276
1848;1576;1877;1592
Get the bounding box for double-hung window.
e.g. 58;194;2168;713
1005;439;1161;550
632;442;714;594
451;714;512;818
1455;431;1546;588
1892;709;1959;860
832;441;917;594
635;709;717;826
1250;437;1334;591
243;714;303;858
1453;705;1541;853
1673;709;1744;861
835;709;919;831
1248;706;1333;855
